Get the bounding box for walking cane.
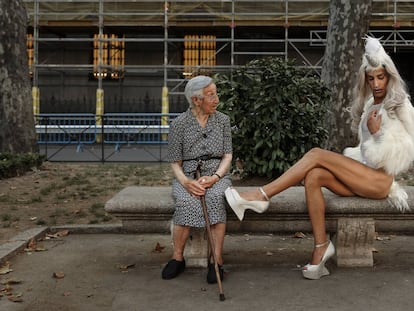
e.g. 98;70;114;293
196;160;225;301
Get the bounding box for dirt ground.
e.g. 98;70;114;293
1;161;413;244
0;162;175;243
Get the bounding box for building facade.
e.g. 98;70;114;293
24;0;414;115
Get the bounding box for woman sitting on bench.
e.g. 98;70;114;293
225;36;414;280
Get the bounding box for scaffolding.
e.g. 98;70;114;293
24;0;414;108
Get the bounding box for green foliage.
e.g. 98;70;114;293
215;57;330;178
0;153;45;179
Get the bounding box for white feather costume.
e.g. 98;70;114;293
344;37;414;212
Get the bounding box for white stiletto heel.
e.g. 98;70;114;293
302;240;335;280
224;187;269;221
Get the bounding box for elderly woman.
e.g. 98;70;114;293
225;36;414;279
162;75;233;283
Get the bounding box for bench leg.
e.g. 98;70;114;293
333;218;375;267
183;227;208;268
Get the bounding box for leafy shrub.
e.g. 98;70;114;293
0;153;45;179
215;57;330;178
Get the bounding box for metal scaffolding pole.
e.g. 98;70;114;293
23;0;414;105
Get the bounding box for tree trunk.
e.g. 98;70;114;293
0;0;38;153
321;0;372;152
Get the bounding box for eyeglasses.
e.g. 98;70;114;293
202;93;219;100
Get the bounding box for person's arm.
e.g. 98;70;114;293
213;153;232;181
198;153;232;188
199;114;233;188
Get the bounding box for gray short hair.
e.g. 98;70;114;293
184;75;213;107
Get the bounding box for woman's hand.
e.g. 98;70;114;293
197;175;219;189
183;178;206;197
367;109;382;135
171;161;207;197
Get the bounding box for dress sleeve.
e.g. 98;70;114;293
167;118;183;163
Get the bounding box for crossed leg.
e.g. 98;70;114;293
241;148;393;201
237;148;393;264
303;167;354;264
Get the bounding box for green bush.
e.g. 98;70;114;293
0;153;45;179
215;57;330;178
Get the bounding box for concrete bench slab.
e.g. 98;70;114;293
105;186;414;268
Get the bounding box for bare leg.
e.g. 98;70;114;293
304;167;354;264
172;225;191;261
210;223;226;265
240;148;393;201
230;148;393;266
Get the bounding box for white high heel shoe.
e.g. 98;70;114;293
302;240;335;280
224;187;270;221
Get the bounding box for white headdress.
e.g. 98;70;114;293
362;36;392;69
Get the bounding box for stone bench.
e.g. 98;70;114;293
104;186;414;268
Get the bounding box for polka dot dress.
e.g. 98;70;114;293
167;109;233;227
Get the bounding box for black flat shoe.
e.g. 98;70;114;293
162;259;186;280
206;263;224;284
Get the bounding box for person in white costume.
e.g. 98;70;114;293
225;36;414;280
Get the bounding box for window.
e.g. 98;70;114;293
93;34;125;80
183;35;216;77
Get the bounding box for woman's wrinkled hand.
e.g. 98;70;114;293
197;175;218;190
184;178;206;197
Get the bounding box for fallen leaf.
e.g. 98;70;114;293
56;229;70;237
152;242;165;253
0;262;13;275
118;263;135;270
8;295;23;303
30;217;37;221
46;230;70;239
26;238;36;249
53;272;65;279
376;235;391;241
25;239;46;252
0;279;22;285
1;284;13;293
266;251;273;256
294;232;307;239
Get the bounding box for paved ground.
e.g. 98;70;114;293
1;226;414;311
